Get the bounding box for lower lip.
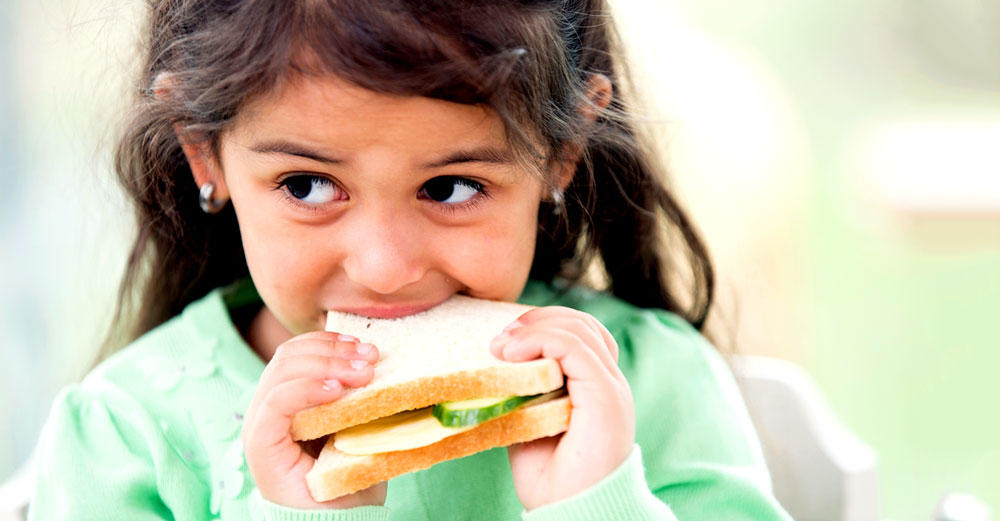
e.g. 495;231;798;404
335;303;440;319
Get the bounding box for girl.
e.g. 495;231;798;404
31;1;792;520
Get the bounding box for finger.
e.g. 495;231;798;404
506;435;560;486
245;334;376;432
522;316;618;376
273;333;378;363
493;311;620;378
277;329;355;344
258;354;375;393
260;377;346;422
495;326;616;385
501;307;619;363
243;378;344;471
259;336;377;396
246;350;374;430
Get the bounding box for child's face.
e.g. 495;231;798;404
211;75;549;335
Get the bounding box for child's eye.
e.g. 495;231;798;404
279;175;344;205
419;176;484;205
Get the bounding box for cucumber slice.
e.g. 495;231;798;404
433;394;540;427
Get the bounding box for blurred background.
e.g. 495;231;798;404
1;0;997;519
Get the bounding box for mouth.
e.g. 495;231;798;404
332;301;445;319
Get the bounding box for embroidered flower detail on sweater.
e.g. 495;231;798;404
210;431;250;514
224;438;246;470
210;468;245;515
159;418;209;470
207;387;253;441
149;340;219;391
208;410;246;441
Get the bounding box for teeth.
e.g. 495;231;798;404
333;407;475;455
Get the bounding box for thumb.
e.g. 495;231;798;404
507;436;560;499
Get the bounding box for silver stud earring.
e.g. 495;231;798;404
551;189;565;216
199;183;227;214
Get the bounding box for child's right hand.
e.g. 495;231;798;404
242;331;385;509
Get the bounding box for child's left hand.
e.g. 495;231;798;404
490;306;635;511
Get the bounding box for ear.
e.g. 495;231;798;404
552;73;613;192
176;129;231;204
153;72;231;203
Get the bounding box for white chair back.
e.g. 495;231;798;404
731;355;880;521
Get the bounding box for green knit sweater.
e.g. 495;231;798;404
29;280;791;520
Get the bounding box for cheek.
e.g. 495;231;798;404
233;206;332;333
449;204;539;299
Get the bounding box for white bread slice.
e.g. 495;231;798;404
306;396;572;501
291;295;564;441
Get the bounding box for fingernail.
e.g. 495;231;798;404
490;331;511;356
349;359;369;370
503;320;523;332
356;342;373;355
491;331;510;346
322;380;339;391
338;334;358;342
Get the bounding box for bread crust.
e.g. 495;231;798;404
292;358;563;441
305;396;572;501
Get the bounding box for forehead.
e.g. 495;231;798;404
227;74;508;153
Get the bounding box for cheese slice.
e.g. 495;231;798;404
333;407;475;455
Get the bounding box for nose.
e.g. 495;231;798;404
340;207;428;295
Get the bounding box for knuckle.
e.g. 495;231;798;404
264;353;298;377
570;317;590;332
325;356;353;375
260;386;295;414
260;392;282;414
335;339;362;356
322;340;343;356
273;342;293;359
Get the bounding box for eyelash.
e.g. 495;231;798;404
273;175;343;215
273;174;493;214
418;177;492;214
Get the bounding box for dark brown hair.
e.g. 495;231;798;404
107;0;714;355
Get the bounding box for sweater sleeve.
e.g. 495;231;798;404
520;440;790;521
249;490;391;521
521;446;677;521
28;385;194;520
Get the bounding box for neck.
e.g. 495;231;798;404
246;306;294;362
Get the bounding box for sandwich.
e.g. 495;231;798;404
290;295;571;502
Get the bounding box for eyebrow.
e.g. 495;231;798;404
249;140;342;165
422;146;513;168
248;139;512;169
